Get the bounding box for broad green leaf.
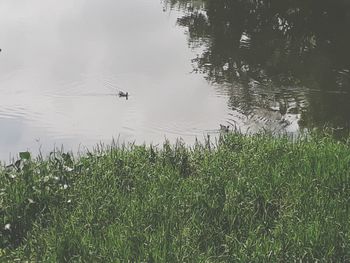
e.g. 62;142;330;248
19;151;31;160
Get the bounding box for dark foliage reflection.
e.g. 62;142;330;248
164;0;350;134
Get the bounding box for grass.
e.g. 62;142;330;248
1;133;350;262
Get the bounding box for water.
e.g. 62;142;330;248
0;0;228;160
0;0;349;160
165;0;350;133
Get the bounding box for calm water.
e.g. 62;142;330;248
0;0;349;160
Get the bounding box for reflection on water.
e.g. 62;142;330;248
0;0;349;160
0;0;232;160
164;0;350;134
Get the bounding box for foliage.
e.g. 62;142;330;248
1;133;350;262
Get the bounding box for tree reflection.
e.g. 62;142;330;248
163;0;350;133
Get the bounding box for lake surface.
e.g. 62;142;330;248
0;0;349;161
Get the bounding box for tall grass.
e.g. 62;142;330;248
1;133;350;262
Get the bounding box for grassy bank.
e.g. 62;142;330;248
1;133;350;262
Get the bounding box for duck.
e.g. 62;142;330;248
118;91;129;98
220;124;229;133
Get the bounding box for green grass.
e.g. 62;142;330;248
1;133;350;262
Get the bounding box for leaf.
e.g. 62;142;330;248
19;151;31;160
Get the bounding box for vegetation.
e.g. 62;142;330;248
1;133;350;262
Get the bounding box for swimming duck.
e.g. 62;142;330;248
118;91;128;98
220;124;229;132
